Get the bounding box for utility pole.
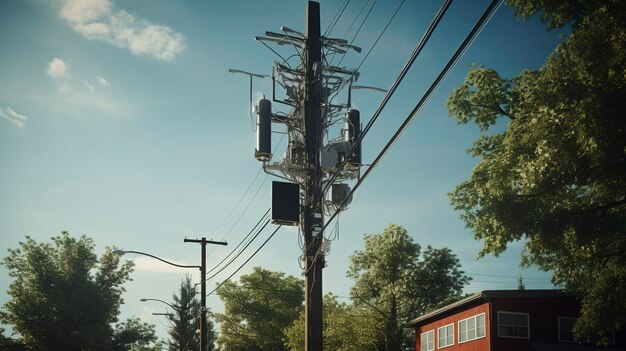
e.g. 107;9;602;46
184;237;227;351
303;2;323;351
237;2;363;350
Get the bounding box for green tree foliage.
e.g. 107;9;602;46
347;224;470;350
0;232;159;350
167;275;216;351
215;267;304;351
285;293;378;351
446;0;625;343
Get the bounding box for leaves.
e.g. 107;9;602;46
0;232;156;351
215;267;304;351
447;0;626;342
347;224;470;350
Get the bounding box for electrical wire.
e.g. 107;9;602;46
207;224;282;297
205;208;271;276
209;168;264;238
204;216;272;284
353;0;407;71
321;0;454;198
324;0;351;37
320;0;503;237
342;0;372;39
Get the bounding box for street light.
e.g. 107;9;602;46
141;298;184;351
112;249;204;350
113;240;226;351
347;84;388;109
229;68;271;129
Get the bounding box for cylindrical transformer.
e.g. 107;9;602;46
344;109;361;169
255;98;272;161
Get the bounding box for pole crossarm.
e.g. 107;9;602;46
112;250;200;270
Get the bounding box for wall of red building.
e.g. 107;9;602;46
415;302;490;351
489;297;580;351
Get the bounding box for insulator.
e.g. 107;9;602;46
344;109;361;170
255;98;272;161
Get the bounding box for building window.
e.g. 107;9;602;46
438;323;454;348
498;311;529;338
558;317;575;342
459;313;486;343
421;330;434;351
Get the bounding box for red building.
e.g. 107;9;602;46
408;290;625;351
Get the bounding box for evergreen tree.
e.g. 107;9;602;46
168;275;216;351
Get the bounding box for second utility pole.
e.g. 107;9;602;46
303;2;323;351
184;237;227;351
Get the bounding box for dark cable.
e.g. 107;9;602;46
322;0;454;197
321;0;503;235
207;224;282;297
204;216;272;282
205;208;271;276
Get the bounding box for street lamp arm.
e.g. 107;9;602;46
112;250;200;270
140;298;182;312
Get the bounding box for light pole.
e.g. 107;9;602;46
141;298;184;351
113;249;210;350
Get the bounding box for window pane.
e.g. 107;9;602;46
514;314;528;327
468;317;476;331
477;314;485;328
477;324;486;338
500;326;514;337
499;312;513;325
515;326;529;338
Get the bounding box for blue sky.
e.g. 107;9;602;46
1;0;565;340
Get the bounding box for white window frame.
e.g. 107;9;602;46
458;312;486;344
558;316;576;343
420;330;435;351
437;323;455;349
497;311;530;339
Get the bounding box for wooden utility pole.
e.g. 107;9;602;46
303;2;323;351
184;237;227;351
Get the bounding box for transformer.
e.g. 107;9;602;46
255;98;272;161
344;109;361;170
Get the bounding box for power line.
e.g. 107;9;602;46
324;0;351;37
321;0;503;235
354;0;406;71
342;0;373;39
322;0;454;198
204;216;272;283
207;224;282;297
209;167;264;238
205;208;271;277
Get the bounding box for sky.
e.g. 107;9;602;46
1;0;567;342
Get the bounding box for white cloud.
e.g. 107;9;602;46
59;0;111;24
0;107;28;128
60;0;185;61
96;76;109;86
47;57;69;80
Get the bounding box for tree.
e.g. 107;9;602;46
285;293;378;351
215;267;304;351
446;0;625;343
347;224;471;350
167;275;216;351
0;232;159;350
